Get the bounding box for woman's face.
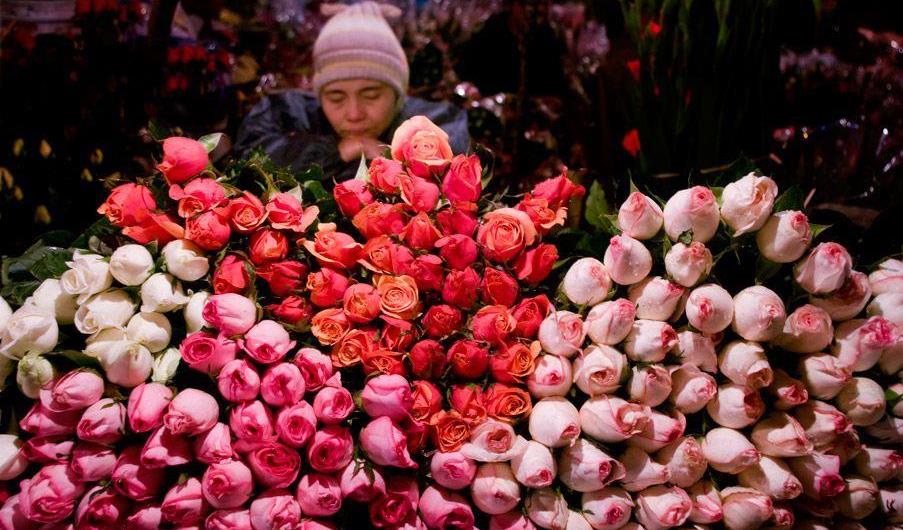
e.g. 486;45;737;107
320;79;397;140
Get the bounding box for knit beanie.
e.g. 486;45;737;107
313;2;409;103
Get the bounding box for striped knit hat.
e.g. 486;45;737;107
313;2;409;102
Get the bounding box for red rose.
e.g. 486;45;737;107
168;177;226;218
352;202;407;239
368;156;405;195
483;383;532;424
342;283;381;324
213;254;252;294
227;191;267;234
477;208;537;263
122;212;184;245
402;417;429;454
411;381;443;423
470;305;515;345
266;192;318;233
408;340;447;380
429;411;470;453
400;212;441;251
249;228;289;265
448;385;487;425
302;229;363;270
361;349;407;377
442;154;482;205
379;315;417;352
407;254;444;292
97;183;156;227
399;175;441;213
333;179;374;217
256;260;307;297
307;269;349;308
489;341;540;384
481;268;519;307
530;171;585;209
185;210;231;251
156;136;209;184
511;295;551;339
369;475;418;528
331;328;377;368
446;339;489;380
421;304;463;339
436;207;478;236
435;235;478;270
266;296;313;327
517;195;565;235
361;236;410;274
442;267;481;309
514;243;558;285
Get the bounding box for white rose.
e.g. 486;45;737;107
674;330;717;373
584;298;636;345
811;270;871;322
756;210;811;263
184;291;211;333
663;186;720;243
685;283;734;334
60;251;113;303
867;292;903;328
618;191;664;240
0;297;11;330
109;244;155;286
99;340;153;388
15;353;55;399
794;242;853;295
836;377;886;427
0;435;28;481
720;173;778;236
869;258;903;295
562;257;611;306
732;286;786;341
0;304;59;359
126;312;172;352
152;347;181;384
73;289;135;335
140;273;189;313
84;327;128;358
27;279;77;324
162;239;209;282
573;344;627;396
603;234;652;286
628;276;685;321
718;340;773;390
664;241;712;287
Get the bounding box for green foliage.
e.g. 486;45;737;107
198;133;225;153
773;185;805;212
584;181;620;235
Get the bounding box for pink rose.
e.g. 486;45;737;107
573;344;627;396
295;473;342;517
203;294;257;336
70;442;116;482
687;480;723;524
194;422;234;464
720;486;774;530
624;319;678;363
738;455;802;500
333;178;374;217
360;417;416;469
854;446;903;483
584;298;636;345
634;485;692;530
185;210;232;251
127;383;173;433
812;270;872;321
511;440;556;488
685;283;733;334
470;463;521;516
668;364;717;414
156;137;208;184
24;436;73;464
164;388;218;436
628;408;686;453
776;304;834;353
369;475;419;528
663;186;720;243
140;425;192;468
558;438;625;492
702;428;759;474
340;458;386;502
390;116;454;178
18;463;85;523
435;234;478;270
768;368;809;410
77;398;125;445
732;285;786;341
756;210;811;263
459;419;527;462
247;442;301;488
664;241;712;287
655;436;707;488
265;192;318;233
418;486;475;529
579;396;650;443
206;509;252;530
798;353;851;400
880;485;903;523
627;364;673;407
42;369;104;412
869;258;903;294
111;446;165;501
217;359;261;403
537;310;585;358
603;235;653;285
628;276;684;321
229;400;277;450
242;320;296;364
430;451;477;491
562;257;612;306
526;354;573;398
794;400;851;449
180;331;238;375
620;446;670;492
707;383;764;429
795;242;853;294
718;340;773;389
580;487;634;530
275;402;317;448
249;490;301;530
312;385;354;425
720;173;778;235
787;452;846;500
836;376;886;426
202;459;253;509
260;363;305;407
306;426;354;473
368;156;404;194
525;489;569;530
163;480;206;527
674;330;717;372
19;402;80;437
837;475;879;519
361;374;413;422
442;154;482;204
399;174;440;213
490;511;537;530
833;316;900;372
293;348;334;392
75;485;129;530
618;191;664;240
750;412;813;457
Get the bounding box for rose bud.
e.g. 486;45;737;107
864;415;903;445
538;310;585;358
854;445;903;483
798;353;851;399
720;173;778;235
528;397;580;448
481;267;519;307
835;475;879;520
756;209;811;263
489;510;537;530
731;286;786;341
435;234;478;270
430;451;477;491
421;305;463;340
408;340;447;380
274;402;316;449
664;242;713;288
229;400;277;451
419;485;476;530
312;385;354;425
340;284;379;325
618;191;664;239
164;388;218;436
75;485;130;529
776;304;834;353
511;440;556;488
333;178;374;217
812;270;871;321
707;383;764;429
628;364;672;407
562;257;612;306
307;269;349;309
879;485;903;523
242;319;296;365
514;244;556;284
833;316;900;372
628;408;686;453
249;490;301;530
869;301;903;365
836;376;886;426
206;509;252;530
60;251;112;304
527;354;573;398
619;446;671;492
793;398;852;448
624;319;678;362
585;298;636;345
77;398;126;445
306;425;354;474
718;340;773;389
361;374;413;422
703;428;759;473
684;480;722;524
460;419;528;462
674;330;717;372
751;412;812;457
216;359;260;403
768;502;795;528
294;473;342;517
192;422;233;464
795;242;853;294
685;283;733;334
668;364;717;413
337;459;386;504
42;369;104;412
603;234;653;285
635;485;692;530
447;339;489;379
655;436;707;488
628;276;685;321
140;425;191;468
19;400;81;438
471;305;516;345
70;442;116;482
202;293;256;336
558;438;625;492
293;348;333;391
768;369;809;410
738;455;803;500
663;186;720;242
110;446;166;501
127;382;173;433
566;510;595;530
580;487;634;529
720;486;774;530
260;362;305;408
512;295;552;339
470;462;521;515
360;417;417;468
788;452;846;500
525;488;569;530
200;459;253;510
822;427;861;466
25;435;73;464
573;344;627;396
580;395;650;443
869;258;903;292
212;254;251;295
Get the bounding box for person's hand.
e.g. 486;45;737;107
338;137;385;162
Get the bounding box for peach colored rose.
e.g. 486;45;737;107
390;116;454;178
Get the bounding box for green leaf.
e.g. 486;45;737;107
678;230;694;245
585;181;618;233
198;133;225;153
0;280;40;306
756;255;783;283
810;223;831;240
302;180;330;202
146;120;175;142
28;248;73;280
711;187;724;206
354;153;370;183
773;185;804;212
885;389;901;402
71;217;116;249
56;350;100;367
711;156;757;186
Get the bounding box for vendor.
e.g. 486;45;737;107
235;2;469;182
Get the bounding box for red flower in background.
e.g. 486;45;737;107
622;128;642;157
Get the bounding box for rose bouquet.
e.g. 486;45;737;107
1;114;902;530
